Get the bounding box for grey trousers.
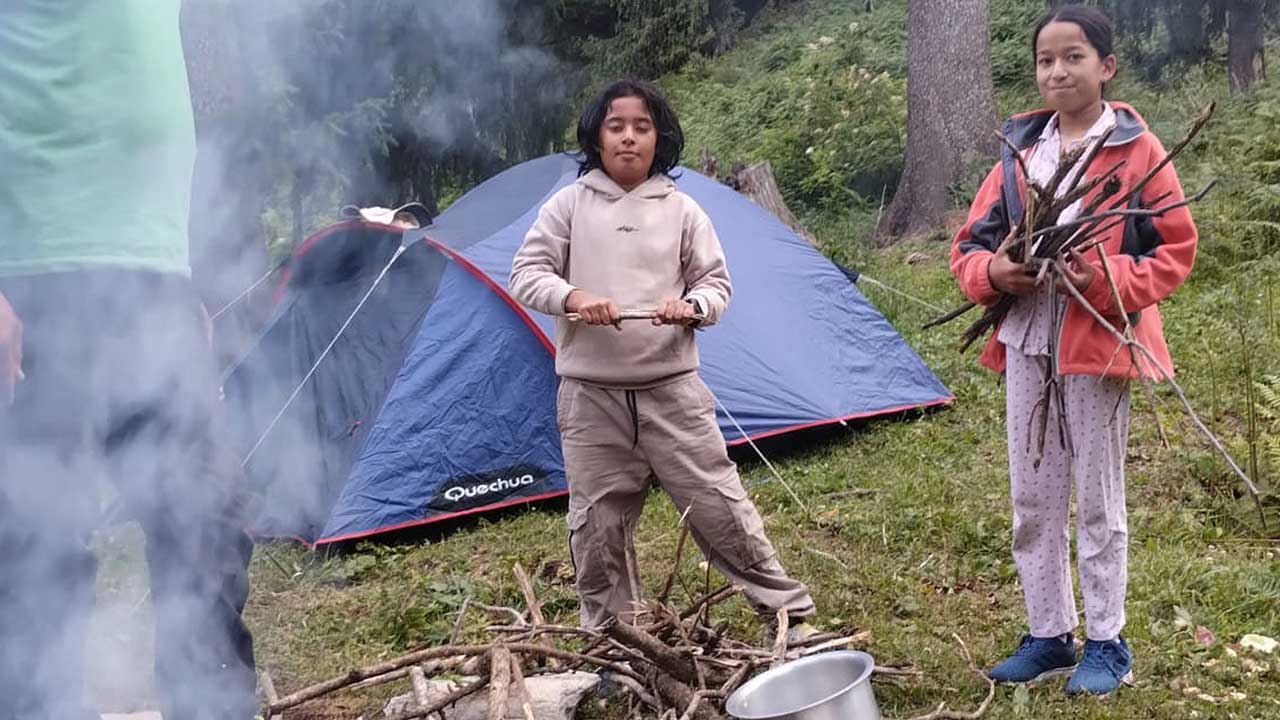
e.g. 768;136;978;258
557;373;815;627
1005;348;1131;641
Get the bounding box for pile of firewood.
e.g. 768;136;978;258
258;524;997;720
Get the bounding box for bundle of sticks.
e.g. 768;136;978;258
925;101;1217;351
923;102;1264;524
258;524;997;720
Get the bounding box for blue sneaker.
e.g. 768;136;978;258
987;633;1078;684
1066;637;1134;696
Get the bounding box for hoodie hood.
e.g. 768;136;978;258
578;169;677;200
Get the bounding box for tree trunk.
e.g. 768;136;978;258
181;0;272;363
1228;0;1266;93
726;160;819;246
876;0;997;243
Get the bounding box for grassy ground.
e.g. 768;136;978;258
92;1;1280;717
227;235;1278;719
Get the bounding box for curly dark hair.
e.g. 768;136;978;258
574;79;685;179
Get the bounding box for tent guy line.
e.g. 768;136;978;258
240;240;410;469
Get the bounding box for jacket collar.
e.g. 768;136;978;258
1003;100;1147;152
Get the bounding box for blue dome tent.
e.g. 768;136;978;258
224;155;952;546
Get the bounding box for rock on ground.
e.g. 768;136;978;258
384;671;601;720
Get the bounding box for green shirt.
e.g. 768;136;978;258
0;1;195;277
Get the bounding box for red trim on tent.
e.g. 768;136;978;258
272;220;556;354
271;220;375;306
314;489;571;546
723;396;954;447
416;235;557;355
270;220;954;547
310;396;953;546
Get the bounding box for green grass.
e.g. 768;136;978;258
231;236;1279;719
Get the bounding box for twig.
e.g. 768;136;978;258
1028;180;1217;243
922;300;978;330
513;563;560;669
678;690;725;720
607;671;664;710
652;671;728;720
994;131;1040;204
507;653;537;720
659;505;695;605
258;671;283;720
450;595;474;644
1094;248;1170;448
1054;259;1265;522
678;584;740;622
472;602;527;626
899;634;995;720
407;666;434;719
609;621;704;687
488;647;512;720
803;546;851;569
770;608;789;668
874;665;925;679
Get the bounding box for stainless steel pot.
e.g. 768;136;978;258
724;651;881;720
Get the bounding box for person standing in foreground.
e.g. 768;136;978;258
949;5;1197;697
509;79;817;638
0;2;257;718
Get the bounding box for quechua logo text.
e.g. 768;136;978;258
430;465;549;512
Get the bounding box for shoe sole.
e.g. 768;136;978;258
1065;669;1136;697
992;664;1077;685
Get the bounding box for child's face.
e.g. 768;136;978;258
598;96;656;190
1035;21;1115;117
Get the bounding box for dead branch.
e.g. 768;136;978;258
609;621;705;687
1053;258;1265;522
770;608;789;668
659;505;694;605
678;689;727;720
507;653;537;720
679;584;740;622
1094;248;1171;448
606;670;665;710
409;666;432;708
472;602;526;626
488;647;512;720
1028;179;1217;243
652;671;728;720
922;301;978;330
258;671;283;720
450;595;473;644
513;563;560;669
993;131;1039;204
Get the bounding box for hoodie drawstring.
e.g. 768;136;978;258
625;390;639;448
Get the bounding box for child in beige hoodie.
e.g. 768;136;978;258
509;79;815;636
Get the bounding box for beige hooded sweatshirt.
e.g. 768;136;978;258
509;169;732;388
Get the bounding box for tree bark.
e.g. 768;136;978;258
1228;0;1266;93
181;0;272;362
876;0;997;243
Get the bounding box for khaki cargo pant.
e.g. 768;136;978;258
557;373;815;627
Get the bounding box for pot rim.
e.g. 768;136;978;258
725;650;876;719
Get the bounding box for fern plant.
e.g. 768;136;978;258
1258;374;1280;477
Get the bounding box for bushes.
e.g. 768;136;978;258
665;13;906;213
